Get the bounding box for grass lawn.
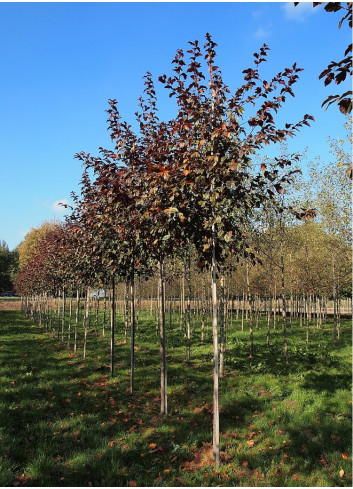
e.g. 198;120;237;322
0;308;351;486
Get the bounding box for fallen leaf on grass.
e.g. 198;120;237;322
128;481;137;487
220;451;233;463
330;434;341;442
318;458;327;466
13;474;31;486
246;440;255;447
341;453;348;460
339;469;345;478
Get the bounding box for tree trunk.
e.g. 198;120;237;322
136;276;141;330
211;230;220;466
83;287;90;360
185;253;191;362
267;292;271;348
130;267;135;395
102;291;107;337
181;263;186;332
156;280;160;335
246;262;254;359
94;296;99;333
219;267;225;378
337;295;341;340
74;288;80;354
305;296;310;345
169;296;173;330
56;290;60;340
273;285;277;330
280;247;288;364
67;290;73;348
158;257;167;416
201;278;206;344
110;277;116;378
150;287;153;318
124;280;129;344
44;293;49;331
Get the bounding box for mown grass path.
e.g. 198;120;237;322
0;310;351;486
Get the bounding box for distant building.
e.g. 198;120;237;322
89;289;106;299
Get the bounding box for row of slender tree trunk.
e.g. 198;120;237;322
21;277;348;467
22;288;348;342
22;286;347;373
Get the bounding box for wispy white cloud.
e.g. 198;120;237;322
251;8;264;20
253;26;272;39
282;2;317;22
51;199;69;214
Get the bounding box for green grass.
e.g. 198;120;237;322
0;307;351;486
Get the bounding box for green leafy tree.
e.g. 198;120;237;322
0;241;18;292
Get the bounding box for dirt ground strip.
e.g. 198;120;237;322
0;299;21;311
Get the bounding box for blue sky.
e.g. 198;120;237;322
0;1;351;250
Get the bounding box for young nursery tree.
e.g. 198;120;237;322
158;33;313;464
